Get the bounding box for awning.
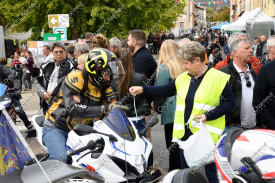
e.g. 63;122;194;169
210;22;231;29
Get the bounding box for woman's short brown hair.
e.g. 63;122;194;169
179;41;205;62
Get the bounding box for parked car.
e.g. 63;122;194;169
180;30;192;38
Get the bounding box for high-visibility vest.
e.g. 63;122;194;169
174;68;230;144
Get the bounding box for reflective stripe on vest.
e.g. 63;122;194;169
190;120;224;135
173;68;230;144
176;105;185;111
173;123;185;130
193;103;215;112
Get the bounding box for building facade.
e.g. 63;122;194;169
174;0;206;31
230;0;275;22
195;5;207;28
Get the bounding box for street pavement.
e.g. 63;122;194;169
17;90;45;155
150;116;169;173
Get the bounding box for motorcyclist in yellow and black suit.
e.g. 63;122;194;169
42;48;125;162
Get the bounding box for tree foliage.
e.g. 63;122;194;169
206;6;230;23
206;7;214;22
0;0;185;40
213;7;230;22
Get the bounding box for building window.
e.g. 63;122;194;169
180;22;184;31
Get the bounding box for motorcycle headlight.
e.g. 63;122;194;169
135;155;146;174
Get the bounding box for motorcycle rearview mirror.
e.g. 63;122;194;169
73;125;117;142
68;140;96;158
108;135;118;142
90;128;118;142
88;127;97;133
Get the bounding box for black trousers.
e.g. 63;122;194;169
164;122;181;171
13;99;31;127
23;73;32;89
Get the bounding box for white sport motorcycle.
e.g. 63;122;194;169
33;108;153;183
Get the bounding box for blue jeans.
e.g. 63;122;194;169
132;118;146;137
42;124;68;163
179;149;219;183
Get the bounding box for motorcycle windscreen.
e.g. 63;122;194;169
0;83;7;97
103;108;136;141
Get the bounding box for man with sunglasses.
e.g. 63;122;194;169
34;42;74;115
220;39;256;133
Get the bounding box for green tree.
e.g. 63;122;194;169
206;7;214;22
0;0;185;40
213;7;230;22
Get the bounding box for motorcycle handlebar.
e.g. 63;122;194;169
68;140;95;157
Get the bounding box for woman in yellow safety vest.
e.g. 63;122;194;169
129;41;235;183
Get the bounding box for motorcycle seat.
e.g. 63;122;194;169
172;168;208;183
35;116;45;127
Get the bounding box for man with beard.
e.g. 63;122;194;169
127;29;157;85
127;29;159;182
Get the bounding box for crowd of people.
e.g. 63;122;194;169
1;28;275;183
129;31;275;182
147;32;175;54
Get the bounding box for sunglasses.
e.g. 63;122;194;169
53;50;64;54
244;74;251;88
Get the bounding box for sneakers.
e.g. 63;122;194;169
140;169;163;183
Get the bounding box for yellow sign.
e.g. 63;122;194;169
48;14;69;28
48;15;59;28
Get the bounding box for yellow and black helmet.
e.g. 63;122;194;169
85;48;113;75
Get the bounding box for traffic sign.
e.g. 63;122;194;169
48;14;69;28
48;15;58;27
43;33;62;41
53;27;67;40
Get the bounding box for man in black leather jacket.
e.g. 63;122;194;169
207;36;222;67
0;64;34;131
220;39;256;132
34;42;74;115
